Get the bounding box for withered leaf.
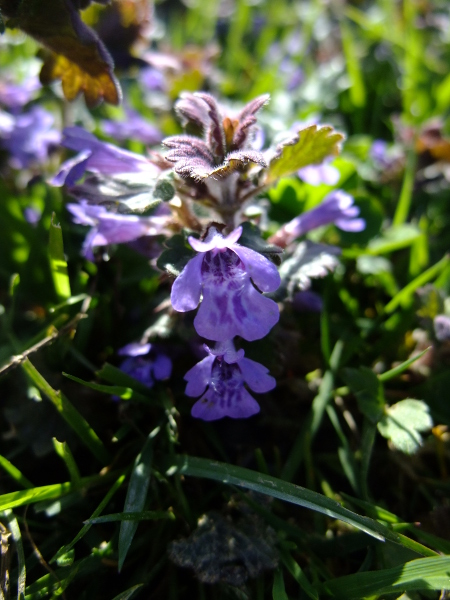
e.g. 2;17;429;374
1;0;121;108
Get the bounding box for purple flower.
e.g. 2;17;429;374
67;200;170;259
52;127;159;187
0;106;60;168
139;67;167;92
101;109;162;145
269;190;365;248
293;290;323;312
370;140;389;167
118;342;172;389
23;206;42;226
185;340;275;421
434;315;450;342
0;76;40;110
171;226;280;342
297;161;340;186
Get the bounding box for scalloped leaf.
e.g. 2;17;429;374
266;125;344;183
377;399;433;454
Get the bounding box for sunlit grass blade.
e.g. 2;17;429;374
0;455;33;489
63;372;149;403
384;254;449;313
22;358;110;464
48;212;71;301
167;455;424;546
322;556;450;598
378;347;431;382
50;473;126;564
52;439;81;486
4;510;26;600
97;363;164;406
0;482;72;511
118;435;154;572
342;493;450;554
280;549;318;600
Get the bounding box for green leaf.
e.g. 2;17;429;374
118;435;154;572
49;213;71;302
342;367;385;423
21;359;110;464
377;400;433;454
322;556;450;599
167;455;426;548
156;231;197;276
266;125;344;183
56;549;75;567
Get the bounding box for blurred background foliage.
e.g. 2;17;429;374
1;0;450;599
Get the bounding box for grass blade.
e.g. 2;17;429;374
168;455;421;546
22;358;110;464
118;435;154;572
85;510;174;524
111;585;144;600
4;510;26;600
322;556;450;598
48;213;71;302
50;473;126;564
272;568;289;600
0;455;33;489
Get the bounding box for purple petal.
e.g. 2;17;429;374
191;387;260;421
67;202;97;226
184;355;215;397
120;357;154;388
239;357;276;393
118;342;152;357
434;315;450;341
335;217;366;232
152;354;173;380
194;279;279;342
232;244;280;293
298;163;340;186
170;253;204;312
293;290;323;312
188;226;242;253
51;150;91;186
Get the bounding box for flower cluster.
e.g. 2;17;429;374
170;226;280;419
49;89;364;421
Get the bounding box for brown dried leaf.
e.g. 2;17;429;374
2;0;121;107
